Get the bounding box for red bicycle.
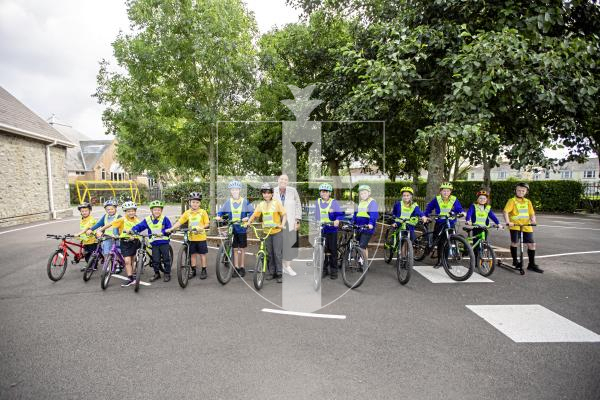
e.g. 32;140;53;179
46;234;85;281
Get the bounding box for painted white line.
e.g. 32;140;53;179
262;308;346;319
536;224;600;231
111;274;151;286
0;218;80;235
467;304;600;343
492;246;511;252
550;220;579;224
545;216;594;221
413;266;493;283
535;250;600;259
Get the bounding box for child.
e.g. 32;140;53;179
87;199;121;273
96;201;140;287
246;183;287;283
352;184;379;261
74;202;97;270
130;200;172;282
502;182;542;273
215;180;254;277
391;187;426;241
465;190;502;238
166;192;210;279
424;182;463;267
314;183;344;279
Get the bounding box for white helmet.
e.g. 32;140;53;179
122;201;137;211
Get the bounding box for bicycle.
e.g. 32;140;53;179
215;216;244;285
46;234;85;282
339;222;370;289
383;216;415;285
463;224;501;277
174;228;202;289
132;233;171;292
412;213;475;281
82;236;108;282
497;223;536;275
247;223;276;291
308;221;338;291
99;235;128;290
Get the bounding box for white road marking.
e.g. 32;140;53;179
535;250;600;259
536;224;600;231
111;274;151;286
413;266;493;283
262;308;346;319
550;220;579;224
467;304;600;343
545;216;595;222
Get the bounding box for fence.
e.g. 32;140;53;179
580;182;600;212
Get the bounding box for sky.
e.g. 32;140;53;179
0;0;301;138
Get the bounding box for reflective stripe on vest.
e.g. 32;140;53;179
511;197;530;220
261;201;278;227
357;198;373;218
436;195;456;216
120;217;139;239
319;198;333;223
398;202;418;225
145;215;166;243
79;217;95;242
106;213;119;237
230;198;244;221
474;204;491;227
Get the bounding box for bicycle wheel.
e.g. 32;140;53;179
176;244;190;288
412;230;428;262
100;254;113;290
396;238;413;285
441;235;475;281
342;246;367;289
477;242;496;277
215;242;233;285
313;241;324;291
134;251;144;292
83;253;101;282
47;249;67;281
253;252;265;291
383;228;395;264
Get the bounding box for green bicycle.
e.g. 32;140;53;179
247;223;276;291
383;215;415;285
463;224;501;277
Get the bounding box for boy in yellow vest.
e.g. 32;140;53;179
166;192;210;279
424;182;463;267
352;184;379;260
129;200;173;282
314;183;344;279
74;202;98;271
391;187;427;241
503;182;541;273
96;201;141;286
246;183;287;283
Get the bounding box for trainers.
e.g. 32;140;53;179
163;274;171;282
330;271;338;280
266;273;276;281
80;265;87;272
433;260;442;269
115;267;123;275
199;268;207;280
149;273;161;282
322;268;329;278
238;267;246;277
283;266;297;276
512;260;522;269
188;268;197;279
120;277;135;287
527;264;544;273
276;275;282;283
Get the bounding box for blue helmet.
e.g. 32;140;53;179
228;180;242;189
319;183;333;192
103;199;118;208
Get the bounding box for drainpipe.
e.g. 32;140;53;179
46;140;58;219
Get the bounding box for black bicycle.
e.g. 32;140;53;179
383;216;414;285
412;213;475;281
215;216;244;285
339;222;370;289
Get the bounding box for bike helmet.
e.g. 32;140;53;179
188;192;202;201
358;184;371;193
77;202;92;211
148;200;165;209
319;183;333;192
476;190;489;198
260;183;273;193
439;182;453;190
228;180;242;189
400;186;414;195
103;199;118;208
515;182;529;190
122;201;137;210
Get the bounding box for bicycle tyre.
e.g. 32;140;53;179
412;230;428;262
396;238;413;285
313;240;324;291
477;242;496;277
441;235;475;281
253;252;265;291
47;249;67;282
177;244;190;288
134;250;144;292
383;228;394;264
83;253;101;282
342;246;367;289
100;254;113;290
215;242;233;285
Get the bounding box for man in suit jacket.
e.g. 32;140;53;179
274;174;302;277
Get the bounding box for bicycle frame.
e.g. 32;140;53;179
248;224;274;273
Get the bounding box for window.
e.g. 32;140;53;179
497;171;507;179
545;171;550;179
533;173;541;181
560;170;572;179
470;172;475;179
101;169;106;180
584;170;596;179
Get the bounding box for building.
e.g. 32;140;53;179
0;87;74;227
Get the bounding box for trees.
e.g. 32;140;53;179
96;0;257;212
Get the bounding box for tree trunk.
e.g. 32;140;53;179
452;154;460;181
412;171;419;195
328;159;343;200
209;125;217;232
482;158;491;193
426;135;447;202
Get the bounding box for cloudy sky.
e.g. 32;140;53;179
0;0;301;138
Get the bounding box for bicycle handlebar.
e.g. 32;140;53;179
463;224;501;231
46;234;76;240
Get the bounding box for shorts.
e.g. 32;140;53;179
510;230;535;244
120;239;140;257
83;243;98;263
189;240;208;255
232;232;247;248
357;232;372;249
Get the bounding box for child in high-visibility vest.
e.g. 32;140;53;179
130;200;172;282
314;183;344;279
502;182;542;273
87;199;122;273
465;190;502;238
391;187;426;241
352;184;379;260
74;202;97;271
424;182;463;267
215;180;254;277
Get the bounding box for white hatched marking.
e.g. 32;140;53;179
413;266;493;283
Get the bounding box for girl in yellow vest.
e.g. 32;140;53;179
167;192;210;280
465;190;503;238
391;187;427;241
502;182;542;273
246;183;287;283
96;201;141;286
74;202;98;271
424;182;463;267
352;184;379;260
